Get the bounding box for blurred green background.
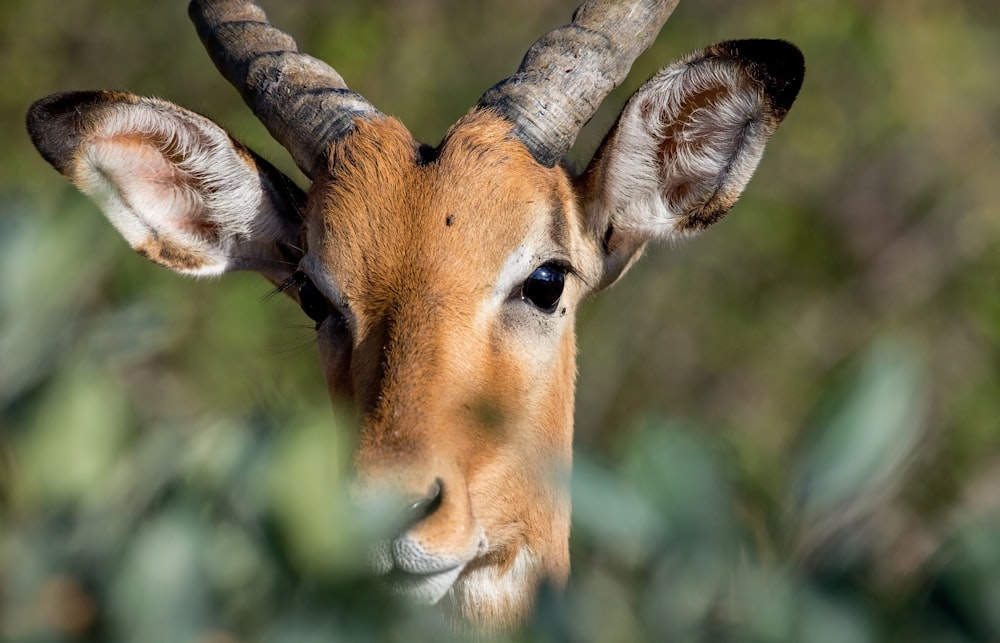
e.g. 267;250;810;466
2;0;1000;641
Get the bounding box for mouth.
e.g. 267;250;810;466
370;532;487;605
383;563;467;605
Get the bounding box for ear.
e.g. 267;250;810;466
579;39;805;289
26;91;305;285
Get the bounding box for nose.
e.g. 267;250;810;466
403;477;443;531
360;465;484;587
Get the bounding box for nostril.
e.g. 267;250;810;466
404;477;444;529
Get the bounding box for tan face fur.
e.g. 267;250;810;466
302;113;597;624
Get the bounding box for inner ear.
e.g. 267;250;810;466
27;90;306;283
578;39;804;290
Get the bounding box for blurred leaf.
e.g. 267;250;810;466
109;510;213;643
729;567;799;642
569;423;736;641
928;513;1000;640
13;364;133;510
620;421;734;546
263;410;360;578
790;336;927;559
794;588;876;643
0;197;112;408
571;455;663;569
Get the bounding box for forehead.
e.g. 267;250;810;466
304;112;574;301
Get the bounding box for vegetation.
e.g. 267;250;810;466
2;0;999;640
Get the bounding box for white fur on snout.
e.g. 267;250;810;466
392;536;467;575
450;547;538;614
370;528;487;605
390;562;466;605
371;537;466;606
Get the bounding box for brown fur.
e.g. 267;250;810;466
135;234;211;272
304;112;589;622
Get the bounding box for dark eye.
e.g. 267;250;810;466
521;264;567;313
297;275;330;325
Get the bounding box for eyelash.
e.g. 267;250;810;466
275;271;307;295
276;270;334;328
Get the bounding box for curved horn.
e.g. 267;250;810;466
477;0;679;168
188;0;381;179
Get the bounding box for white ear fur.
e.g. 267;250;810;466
33;92;303;278
584;40;803;252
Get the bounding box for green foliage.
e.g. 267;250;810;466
2;0;1000;640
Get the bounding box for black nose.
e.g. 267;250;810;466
403;477;444;530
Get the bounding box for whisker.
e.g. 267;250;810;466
270;323;319;359
228;253;299;268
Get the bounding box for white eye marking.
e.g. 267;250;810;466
476;243;575;377
486;198;574;308
495;243;538;302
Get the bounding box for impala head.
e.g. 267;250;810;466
26;0;803;629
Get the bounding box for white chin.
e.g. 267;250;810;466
388;564;465;605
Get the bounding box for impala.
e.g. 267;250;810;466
26;0;803;629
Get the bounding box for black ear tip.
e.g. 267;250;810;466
26;92;75;139
26;90;123;174
28;89;122;125
27;92;85;172
715;39;805;115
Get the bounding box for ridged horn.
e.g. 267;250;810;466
477;0;679;168
188;0;381;179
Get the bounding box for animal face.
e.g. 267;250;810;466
26;1;803;629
